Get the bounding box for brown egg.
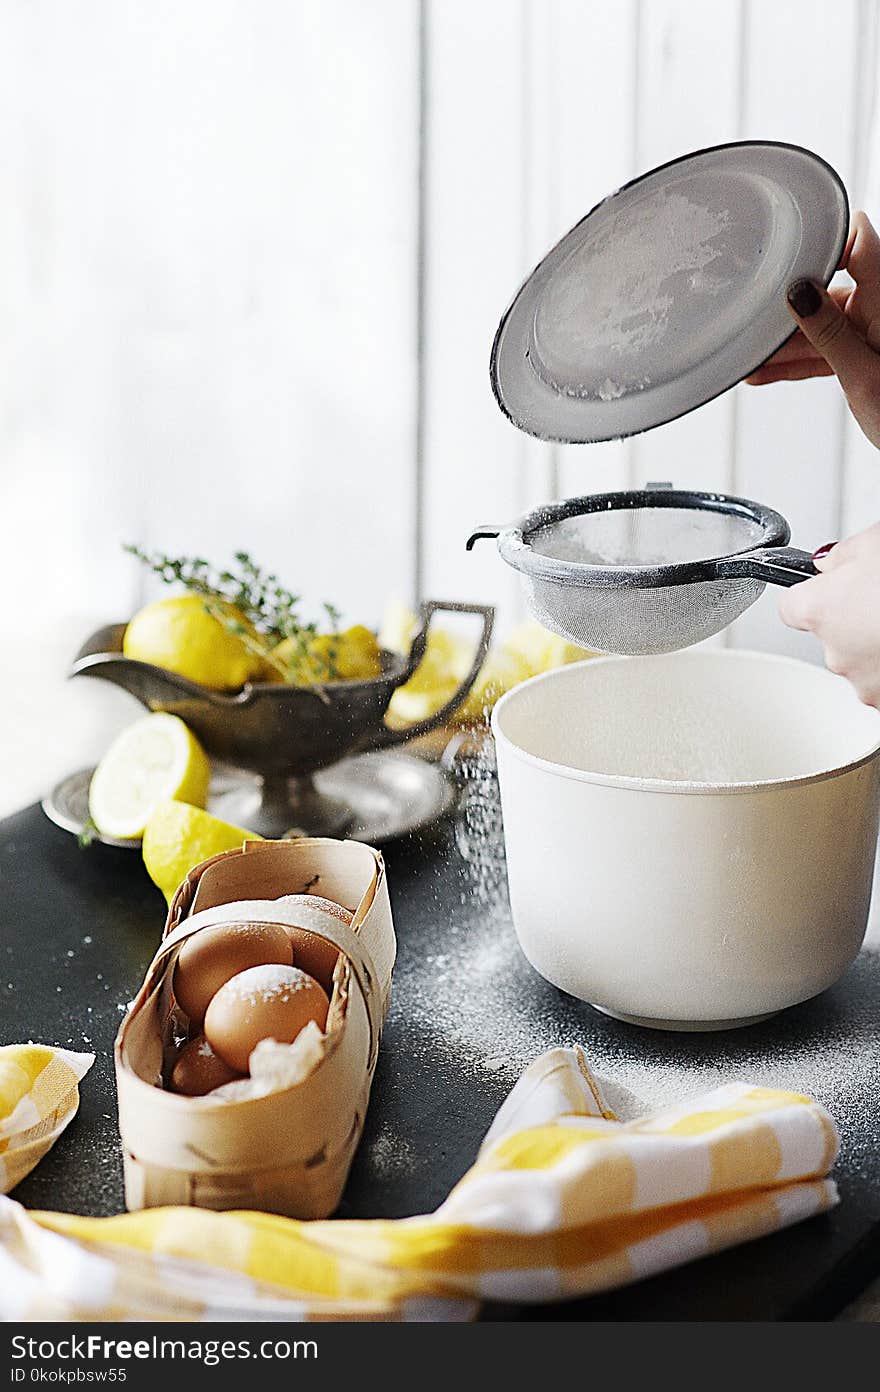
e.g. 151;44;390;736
204;964;330;1074
168;1033;245;1096
172;921;292;1026
279;894;353;994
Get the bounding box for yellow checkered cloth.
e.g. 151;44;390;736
0;1046;837;1320
0;1044;94;1196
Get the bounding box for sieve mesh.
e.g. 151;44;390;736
530;505;765;567
521;572;765;655
516;502;769;655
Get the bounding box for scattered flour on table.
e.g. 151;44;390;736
395;738;879;1173
367;1123;417;1184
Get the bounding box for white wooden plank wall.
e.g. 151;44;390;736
0;0;419;812
0;0;419;632
420;0;530;619
538;0;640;502
0;0;878;815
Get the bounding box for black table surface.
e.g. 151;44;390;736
2;799;879;1321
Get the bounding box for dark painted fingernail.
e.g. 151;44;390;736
812;542;837;561
787;279;822;318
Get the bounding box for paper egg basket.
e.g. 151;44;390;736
114;837;396;1219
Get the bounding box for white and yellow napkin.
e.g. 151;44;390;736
0;1046;837;1320
0;1044;94;1196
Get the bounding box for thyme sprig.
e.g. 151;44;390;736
77;817;99;850
124;546;342;683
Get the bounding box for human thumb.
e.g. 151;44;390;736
786;278;877;393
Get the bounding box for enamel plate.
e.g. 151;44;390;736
491;141;849;444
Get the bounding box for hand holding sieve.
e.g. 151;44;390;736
468;489;818;656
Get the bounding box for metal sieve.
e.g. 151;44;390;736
467;487;817;656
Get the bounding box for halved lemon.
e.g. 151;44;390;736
88;713;211;840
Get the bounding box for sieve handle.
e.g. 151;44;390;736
466;524;504;550
717;547;818;587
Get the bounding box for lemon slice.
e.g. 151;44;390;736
88;714;211;840
142;800;262;903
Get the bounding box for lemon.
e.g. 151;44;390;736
450;649;531;725
268;625;382;683
502;619;595;675
449;624;593;725
389;646;528;728
381;600;596;729
386;629;464;725
124;594;262;690
261;635;307;682
326;625;383;680
385;609;493;725
142;800;262;904
89;713;211;840
383;599;523;727
388;675;458;725
378;599;420;655
380;602;474;676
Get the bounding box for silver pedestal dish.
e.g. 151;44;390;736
68;599;494;838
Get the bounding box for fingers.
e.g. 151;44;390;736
764;291;852;364
751;331;815;367
746;359;835;385
744;287;851;384
786;277;880;401
811;543;837;572
778;523;880;709
842;211;880;346
778;577;818;631
813;520;880;571
745;217;880;389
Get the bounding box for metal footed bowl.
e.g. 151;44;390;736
71;599;494;837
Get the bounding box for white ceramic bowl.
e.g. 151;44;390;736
492;650;880;1030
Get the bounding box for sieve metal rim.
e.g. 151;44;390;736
491;489;790;589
